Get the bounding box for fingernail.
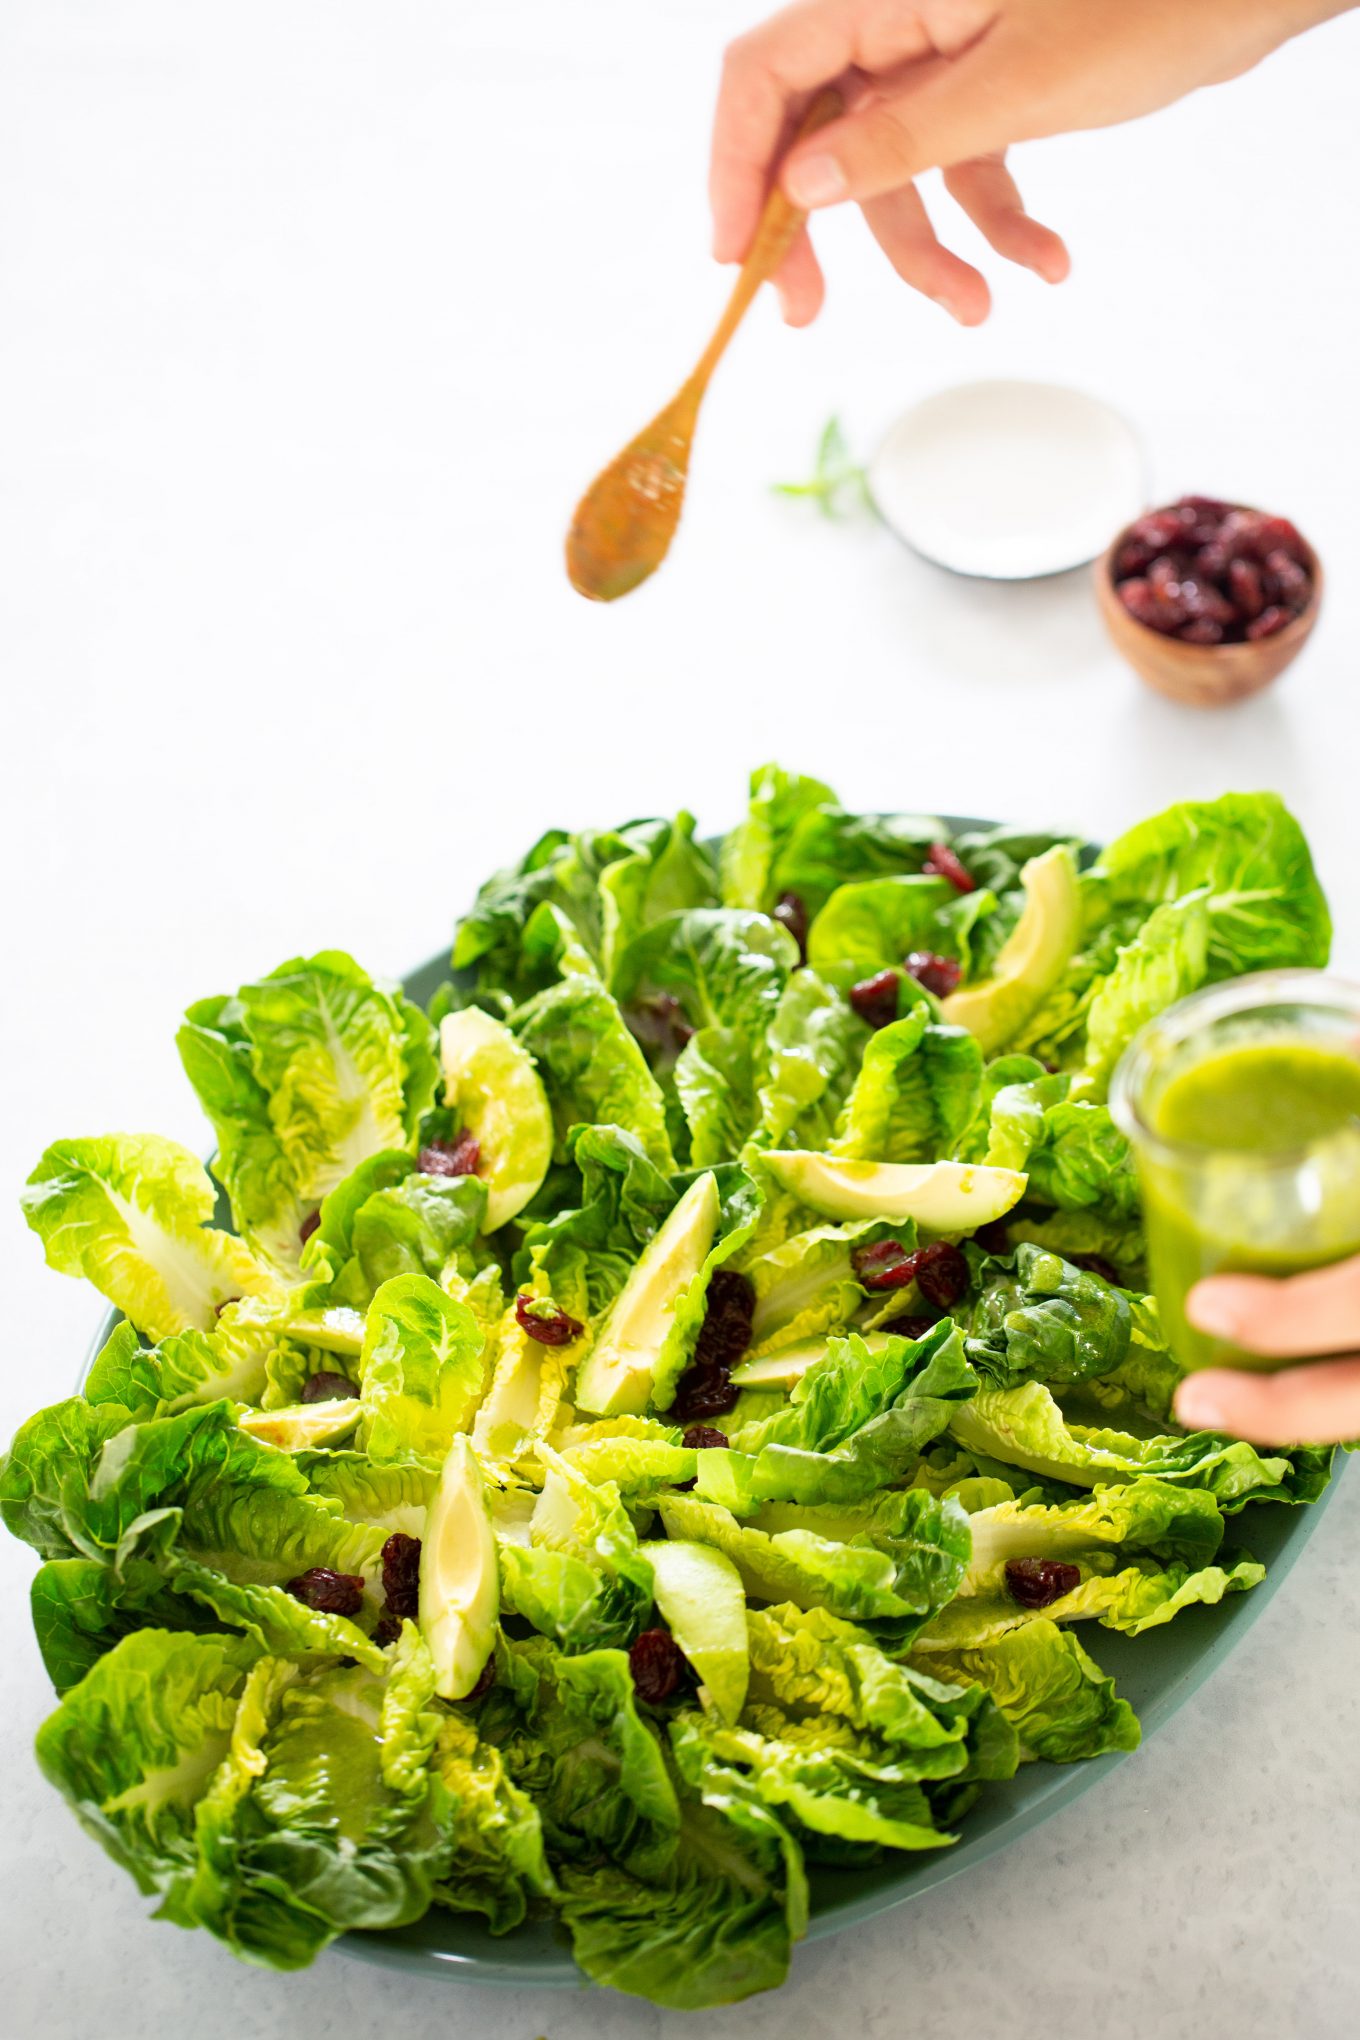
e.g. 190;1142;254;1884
786;154;846;208
935;292;965;323
1174;1379;1228;1432
1185;1288;1239;1340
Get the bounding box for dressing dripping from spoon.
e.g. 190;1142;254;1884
565;88;842;603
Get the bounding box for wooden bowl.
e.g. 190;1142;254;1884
1094;511;1323;707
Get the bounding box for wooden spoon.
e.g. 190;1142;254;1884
565;88;842;603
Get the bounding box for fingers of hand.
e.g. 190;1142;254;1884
1175;1358;1360;1448
1187;1258;1360;1359
861;183;989;324
711;1;883;261
772;225;825;325
943;155;1070;282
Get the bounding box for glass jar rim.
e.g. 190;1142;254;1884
1108;967;1360;1166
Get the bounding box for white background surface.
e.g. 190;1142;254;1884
3;4;1359;2035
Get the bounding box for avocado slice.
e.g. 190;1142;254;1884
730;1331;890;1390
236;1398;361;1449
762;1152;1026;1231
573;1173;721;1417
440;1009;553;1231
641;1537;749;1723
940;843;1081;1053
418;1433;499;1699
280;1305;366;1356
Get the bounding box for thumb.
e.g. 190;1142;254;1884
1174;1357;1360;1448
1187;1257;1360;1359
781;53;1018;209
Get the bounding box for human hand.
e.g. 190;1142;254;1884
711;0;1344;324
1174;1255;1360;1445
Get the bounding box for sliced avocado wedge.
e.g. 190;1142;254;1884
940;843;1081;1053
762;1152;1025;1231
419;1433;499;1699
281;1305;367;1356
236;1398;361;1449
642;1537;749;1723
573;1173;721;1417
730;1331;890;1390
440;1008;553;1231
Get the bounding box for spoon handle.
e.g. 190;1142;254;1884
688;86;843;395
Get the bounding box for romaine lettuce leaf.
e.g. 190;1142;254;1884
910;1617;1140;1762
556;1746;806;2010
720;761;837;913
432;1709;555;1931
963;1243;1132;1389
22;1135;276;1341
832;1010;983;1164
496;1449;654;1654
512;974;675;1173
179;952;438;1267
950;1380;1323;1510
358;1274;486;1464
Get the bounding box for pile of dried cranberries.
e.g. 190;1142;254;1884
1111;497;1313;647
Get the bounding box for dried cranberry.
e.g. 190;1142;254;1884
912;1241;970;1310
285;1567;365;1617
773;891;809;962
1227;557;1265;620
1263;549;1311;610
852;1239;918;1292
373;1612;402;1648
849;969;901;1030
681;1425;729;1451
466;1657;497;1702
693;1270;755;1371
625;993;694;1058
628;1627;690;1705
515;1292;584;1346
1249;514;1308;564
418;1132;481;1178
973;1219;1012;1256
904;950;962;999
1179;619;1225;645
889;1315;940;1340
1245;606;1292;641
1127;509;1188;554
671;1364;740;1423
380;1533;422;1619
212;1297;241;1319
300;1369;358;1404
1172;495;1231;547
1004;1558;1082;1609
1112;533;1155;580
299;1209;321;1246
923;843;976;894
1117;577;1164;633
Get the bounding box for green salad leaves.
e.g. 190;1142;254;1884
3;771;1334;2007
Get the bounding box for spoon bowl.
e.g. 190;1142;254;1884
566;89;841;603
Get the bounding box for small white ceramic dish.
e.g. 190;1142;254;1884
868;379;1146;580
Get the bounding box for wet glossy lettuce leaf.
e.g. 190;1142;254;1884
962;1244;1133;1389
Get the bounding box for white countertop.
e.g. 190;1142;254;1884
3;4;1359;2034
